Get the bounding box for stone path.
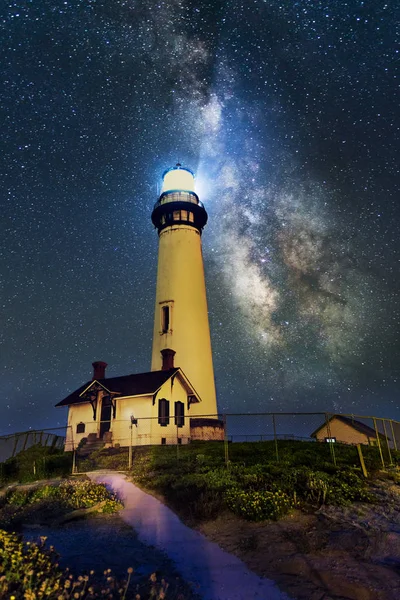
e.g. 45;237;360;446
89;471;290;600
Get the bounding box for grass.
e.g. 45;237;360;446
0;444;72;485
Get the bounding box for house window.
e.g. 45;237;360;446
325;437;336;443
76;422;85;434
161;437;166;445
177;437;182;445
175;401;185;427
158;398;170;426
161;306;170;333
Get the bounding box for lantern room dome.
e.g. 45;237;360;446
162;164;195;193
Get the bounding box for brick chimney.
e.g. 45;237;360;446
161;349;175;371
92;361;107;380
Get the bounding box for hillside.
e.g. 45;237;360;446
2;440;400;598
125;440;400;599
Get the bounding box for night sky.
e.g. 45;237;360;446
1;0;399;435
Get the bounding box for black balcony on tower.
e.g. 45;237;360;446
151;190;208;234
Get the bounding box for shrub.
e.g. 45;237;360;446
56;479;122;510
226;488;293;521
1;480;123;531
28;484;60;504
0;530;170;599
0;529;63;598
328;473;375;505
6;490;32;507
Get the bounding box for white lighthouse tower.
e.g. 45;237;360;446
151;165;219;421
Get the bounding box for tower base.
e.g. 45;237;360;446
190;418;225;441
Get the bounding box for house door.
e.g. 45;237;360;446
100;397;112;438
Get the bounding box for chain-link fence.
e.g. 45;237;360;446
223;412;399;472
0;426;71;483
68;412;400;474
72;414;224;472
0;427;67;463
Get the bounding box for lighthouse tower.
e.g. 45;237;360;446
151;165;218;418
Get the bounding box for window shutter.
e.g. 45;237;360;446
158;398;170;426
175;401;184;427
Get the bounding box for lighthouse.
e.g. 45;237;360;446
151;165;218;420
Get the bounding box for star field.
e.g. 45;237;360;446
1;0;399;434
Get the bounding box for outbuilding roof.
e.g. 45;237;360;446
310;414;388;440
55;368;184;407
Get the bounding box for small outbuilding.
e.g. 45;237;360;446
311;415;388;446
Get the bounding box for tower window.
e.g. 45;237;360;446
162;306;170;333
158;398;170;426
188;212;194;223
175;401;185;427
173;210;180;221
76;422;85;434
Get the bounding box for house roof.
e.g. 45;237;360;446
310;415;388;440
55;368;185;407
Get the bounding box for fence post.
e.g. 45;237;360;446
325;413;336;467
272;414;279;462
11;434;19;458
357;444;368;478
382;419;393;465
373;418;385;469
223;414;229;467
176;423;180;462
390;420;398;453
128;423;133;470
22;433;29;452
70;426;76;475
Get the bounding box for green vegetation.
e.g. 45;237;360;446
0;479;123;530
0;444;72;485
0;529;181;599
129;440;388;522
76;446;129;472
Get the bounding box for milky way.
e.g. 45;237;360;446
1;0;399;433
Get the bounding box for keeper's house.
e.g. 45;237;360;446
56;350;201;451
311;415;388;446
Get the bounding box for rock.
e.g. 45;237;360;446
52;501;108;526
